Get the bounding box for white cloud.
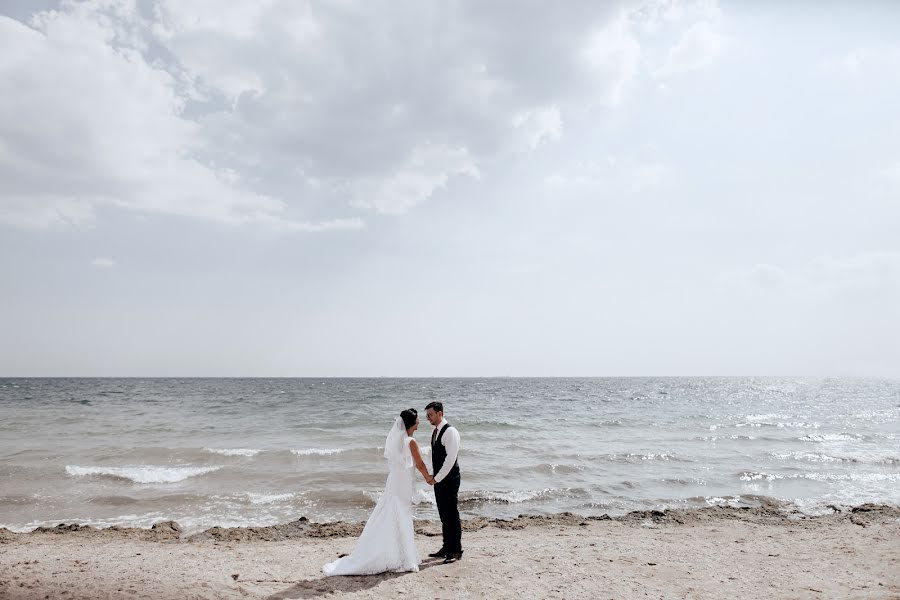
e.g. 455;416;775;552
150;2;643;200
657;20;723;77
542;153;674;193
0;4;356;231
632;0;722;32
91;257;116;268
349;144;479;215
1;2;656;229
513;106;563;150
581;11;642;106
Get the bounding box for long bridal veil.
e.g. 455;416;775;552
322;417;419;575
383;416;413;470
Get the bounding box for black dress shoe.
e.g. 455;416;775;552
428;549;447;558
442;552;462;564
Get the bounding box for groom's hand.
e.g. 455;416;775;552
426;475;435;485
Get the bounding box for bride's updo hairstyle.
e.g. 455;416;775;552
400;408;418;430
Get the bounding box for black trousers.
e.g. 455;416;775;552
434;472;462;554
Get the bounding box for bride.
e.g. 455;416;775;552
322;408;434;576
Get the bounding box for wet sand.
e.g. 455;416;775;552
1;503;898;599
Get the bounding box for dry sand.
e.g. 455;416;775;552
1;503;898;599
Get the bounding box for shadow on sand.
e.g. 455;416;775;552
265;558;443;599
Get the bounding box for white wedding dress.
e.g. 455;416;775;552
322;418;419;576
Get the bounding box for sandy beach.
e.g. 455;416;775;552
1;503;898;599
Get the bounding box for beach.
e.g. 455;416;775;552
2;503;898;599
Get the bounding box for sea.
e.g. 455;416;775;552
1;377;898;535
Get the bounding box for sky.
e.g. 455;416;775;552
1;0;898;377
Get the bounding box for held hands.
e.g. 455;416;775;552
425;474;436;485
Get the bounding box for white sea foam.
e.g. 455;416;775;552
771;450;899;465
744;413;791;422
771;451;847;463
741;470;900;483
245;492;295;505
205;448;261;457
468;489;564;503
801;472;900;483
413;488;436;504
290;448;346;456
633;453;675;461
740;471;784;481
799;433;861;442
704;496;742;506
65;465;222;484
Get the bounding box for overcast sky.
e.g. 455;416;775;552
1;0;898;377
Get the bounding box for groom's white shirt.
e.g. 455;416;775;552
432;418;460;483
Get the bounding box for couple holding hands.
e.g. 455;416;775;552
322;402;463;576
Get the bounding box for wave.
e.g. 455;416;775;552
740;471;784;481
799;433;863;442
458;488;586;506
363;489;436;505
802;472;900;483
597;452;686;463
205;448;261;457
87;495;140;506
740;471;900;483
551;452;688;463
770;451;899;465
531;463;587;475
659;477;707;486
290;448;346;456
65;465;222;484
244;492;296;505
735;421;818;429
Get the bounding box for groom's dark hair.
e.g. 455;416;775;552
400;408;418;429
425;401;443;413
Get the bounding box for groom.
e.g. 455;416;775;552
425;401;462;564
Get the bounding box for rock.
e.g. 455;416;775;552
151;521;183;533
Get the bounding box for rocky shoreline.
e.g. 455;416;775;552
2;501;898;599
3;501;898;545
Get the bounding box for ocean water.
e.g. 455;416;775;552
1;377;898;535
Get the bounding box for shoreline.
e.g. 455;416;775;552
1;503;898;599
3;501;899;544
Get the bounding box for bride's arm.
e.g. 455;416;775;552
408;439;434;484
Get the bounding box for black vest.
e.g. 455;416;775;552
431;423;460;478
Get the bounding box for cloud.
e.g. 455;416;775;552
91;257;116;268
0;5;356;231
542;152;674;193
150;1;643;212
3;1;712;226
348;144;478;215
657;20;723;77
513;106;563;150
